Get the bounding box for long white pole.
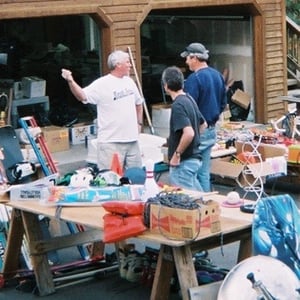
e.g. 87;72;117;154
127;47;155;135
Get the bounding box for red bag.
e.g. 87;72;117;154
102;201;145;215
103;213;146;243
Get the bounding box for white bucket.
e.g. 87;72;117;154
151;103;171;138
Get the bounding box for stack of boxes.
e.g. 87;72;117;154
41;122;96;153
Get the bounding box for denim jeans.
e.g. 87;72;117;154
197;127;217;192
169;158;203;191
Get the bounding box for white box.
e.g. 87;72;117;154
9;174;58;201
22;76;46;98
69;123;96;145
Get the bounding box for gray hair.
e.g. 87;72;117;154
107;50;129;70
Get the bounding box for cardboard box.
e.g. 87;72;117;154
231;89;251;109
69;123;96;145
149;201;221;240
234;141;287;161
9;174;58;201
211;142;287;187
42;126;69;153
47;185;144;206
22;76;46;98
288;144;300;164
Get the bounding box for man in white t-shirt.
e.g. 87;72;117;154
61;50;144;171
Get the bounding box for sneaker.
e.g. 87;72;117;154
118;243;135;279
126;250;144;282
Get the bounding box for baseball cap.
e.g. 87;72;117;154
180;43;209;60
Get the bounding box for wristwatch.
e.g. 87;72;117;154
175;151;181;158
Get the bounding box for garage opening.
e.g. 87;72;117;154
141;9;255;122
0;15;101;126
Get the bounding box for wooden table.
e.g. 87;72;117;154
1;194;253;299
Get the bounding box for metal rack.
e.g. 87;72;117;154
239;132;266;201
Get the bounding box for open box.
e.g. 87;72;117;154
149;200;221;240
211;142;287;187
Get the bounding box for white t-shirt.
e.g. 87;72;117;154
83;74;143;142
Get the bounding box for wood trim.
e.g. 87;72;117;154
0;0;101;19
253;13;266;123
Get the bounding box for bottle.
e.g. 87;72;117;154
141;159;160;201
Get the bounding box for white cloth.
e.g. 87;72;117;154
83;74;143;142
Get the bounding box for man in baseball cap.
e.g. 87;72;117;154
180;42;227;192
180;43;209;61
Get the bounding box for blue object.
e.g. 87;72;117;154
252;194;300;279
124;167;146;185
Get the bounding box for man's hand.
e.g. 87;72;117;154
199;121;208;133
169;153;180;167
61;68;73;82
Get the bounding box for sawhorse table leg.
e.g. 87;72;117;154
21;210;55;295
150;245;174;300
3;208;55;296
150;244;198;300
2;209;24;277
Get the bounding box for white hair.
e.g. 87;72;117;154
107;50;129;70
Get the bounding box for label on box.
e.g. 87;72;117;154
69;123;96;145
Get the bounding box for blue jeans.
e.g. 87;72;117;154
197;127;217;192
169;158;203;191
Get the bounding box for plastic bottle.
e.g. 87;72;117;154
141;159;160;201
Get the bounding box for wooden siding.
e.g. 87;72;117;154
0;0;287;124
258;0;287;122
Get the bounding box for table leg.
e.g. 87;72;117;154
150;245;174;300
2;209;24;278
21;211;55;296
237;235;252;262
172;245;198;300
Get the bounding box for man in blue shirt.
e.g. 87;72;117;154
181;43;227;192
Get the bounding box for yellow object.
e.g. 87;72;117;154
0;111;6;127
288;144;300;164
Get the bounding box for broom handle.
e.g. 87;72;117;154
127;47;155;135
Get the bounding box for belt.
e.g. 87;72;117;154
207;123;216;128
